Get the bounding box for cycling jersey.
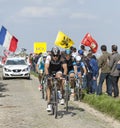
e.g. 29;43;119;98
45;55;66;74
75;61;85;73
37;57;45;71
64;57;76;74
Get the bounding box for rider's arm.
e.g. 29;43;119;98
62;63;67;75
81;62;87;75
44;55;51;75
73;65;77;75
45;63;49;75
73;61;77;75
36;57;41;73
83;66;87;75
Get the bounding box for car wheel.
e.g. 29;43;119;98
27;75;31;80
2;76;6;80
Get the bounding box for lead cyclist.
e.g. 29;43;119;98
45;47;67;112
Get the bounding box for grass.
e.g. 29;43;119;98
30;71;38;77
82;93;120;121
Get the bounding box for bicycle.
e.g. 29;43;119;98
64;76;71;112
38;71;46;99
75;77;83;101
49;76;60;119
41;74;47;100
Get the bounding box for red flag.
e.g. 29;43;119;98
9;36;18;52
81;33;98;53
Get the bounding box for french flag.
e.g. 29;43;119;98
0;26;18;52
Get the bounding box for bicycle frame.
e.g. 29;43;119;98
64;79;70;112
50;77;59;119
75;77;83;101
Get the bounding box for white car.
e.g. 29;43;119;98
2;57;30;80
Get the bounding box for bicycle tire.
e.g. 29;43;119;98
54;85;58;118
51;103;54;115
79;88;83;101
41;73;45;99
42;84;44;99
43;77;47;101
65;83;69;112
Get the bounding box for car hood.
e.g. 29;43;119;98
4;65;29;69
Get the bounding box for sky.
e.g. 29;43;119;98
0;0;120;55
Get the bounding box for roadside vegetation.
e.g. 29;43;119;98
31;71;38;77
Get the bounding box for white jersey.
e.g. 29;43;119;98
45;55;51;64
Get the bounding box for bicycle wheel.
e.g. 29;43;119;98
54;85;58;118
41;77;45;99
65;82;69;112
75;79;82;101
44;77;48;101
79;88;83;101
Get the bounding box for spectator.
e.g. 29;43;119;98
72;47;78;58
97;45;112;96
80;45;88;57
85;52;94;94
108;45;120;98
89;55;99;94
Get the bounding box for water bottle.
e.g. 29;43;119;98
76;82;79;88
57;91;62;99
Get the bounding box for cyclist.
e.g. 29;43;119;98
36;52;47;91
75;55;87;87
63;49;77;96
45;47;67;111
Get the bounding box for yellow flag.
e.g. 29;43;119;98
55;31;74;49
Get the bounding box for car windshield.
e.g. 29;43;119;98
5;59;26;65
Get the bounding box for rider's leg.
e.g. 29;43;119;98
56;71;65;105
69;72;75;88
46;79;52;111
38;73;43;91
46;79;52;103
78;73;83;85
69;72;76;100
38;73;42;83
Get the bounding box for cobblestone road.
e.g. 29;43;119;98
0;74;120;128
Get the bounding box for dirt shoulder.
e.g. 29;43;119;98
73;101;120;128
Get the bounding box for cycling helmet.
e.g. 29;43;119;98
65;49;72;55
51;47;60;55
75;55;81;62
42;52;47;58
78;49;83;55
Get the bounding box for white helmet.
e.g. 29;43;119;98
42;52;47;58
76;55;81;62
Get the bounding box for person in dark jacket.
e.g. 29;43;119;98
97;45;112;96
89;55;99;94
108;45;120;98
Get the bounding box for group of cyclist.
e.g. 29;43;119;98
36;45;97;112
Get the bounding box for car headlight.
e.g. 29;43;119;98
4;68;11;72
23;67;29;72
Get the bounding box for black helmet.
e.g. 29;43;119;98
51;47;60;56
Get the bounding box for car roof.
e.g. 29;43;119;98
6;57;25;60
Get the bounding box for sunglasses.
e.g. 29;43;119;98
53;55;58;57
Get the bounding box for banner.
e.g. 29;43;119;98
0;26;18;52
81;33;98;53
34;42;47;54
55;31;74;49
